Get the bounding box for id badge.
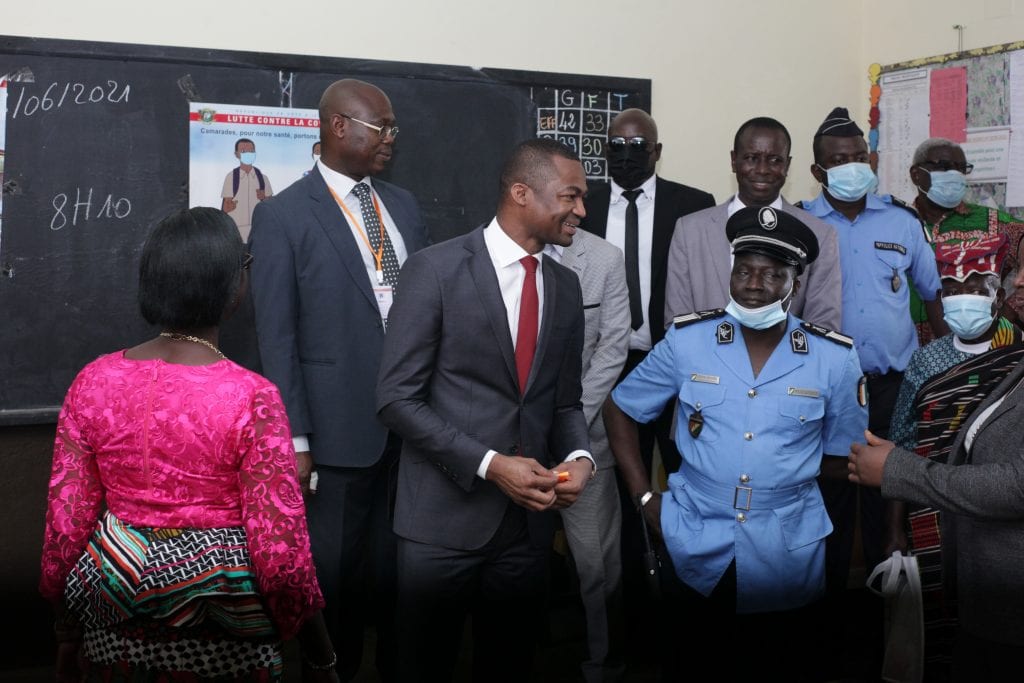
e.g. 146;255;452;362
374;286;394;320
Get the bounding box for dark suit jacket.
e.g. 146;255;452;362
376;225;590;550
249;167;428;468
883;359;1024;646
581;176;715;344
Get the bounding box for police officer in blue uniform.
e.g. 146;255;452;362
800;107;947;679
800;107;946;595
604;205;868;681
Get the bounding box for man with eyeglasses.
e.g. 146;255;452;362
580;108;713;674
907;137;1024;344
249;78;428;682
797;108;947;681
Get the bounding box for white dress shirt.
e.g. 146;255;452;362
317;159;409;290
605;174;657;351
295;163;410;459
476;218;593;478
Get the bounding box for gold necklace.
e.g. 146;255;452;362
159;332;226;359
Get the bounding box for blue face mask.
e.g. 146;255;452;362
923;169;967;209
239;151;256;165
820;162;877;202
942;293;996;340
726;284;793;330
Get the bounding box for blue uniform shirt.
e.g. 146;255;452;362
801;193;941;374
612;312;867;613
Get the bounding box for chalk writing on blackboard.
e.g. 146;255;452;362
50;189;132;230
533;87;640;181
10;80;130;118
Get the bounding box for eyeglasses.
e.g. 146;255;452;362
241;253;254;270
340;113;400;140
921;159;974;174
608;136;651;151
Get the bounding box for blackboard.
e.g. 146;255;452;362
0;35;649;423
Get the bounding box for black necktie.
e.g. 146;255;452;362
622;189;643;331
352;182;401;288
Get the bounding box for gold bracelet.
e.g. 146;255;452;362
303;650;337;671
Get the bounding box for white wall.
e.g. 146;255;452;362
5;1;1023;203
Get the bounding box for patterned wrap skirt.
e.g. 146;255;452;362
65;510;283;681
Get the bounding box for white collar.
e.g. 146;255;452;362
610;174;657;203
727;193;783;218
316;159;374;198
483;217;535;268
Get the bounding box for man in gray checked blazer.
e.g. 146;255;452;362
552;229;631;683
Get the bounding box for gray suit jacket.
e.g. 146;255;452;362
883;360;1024;645
557;231;631;470
663;198;843;331
249;168;428;467
376;225;590;550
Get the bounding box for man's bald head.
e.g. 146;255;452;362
319;79;389;122
318;79;396;181
609;108;658;142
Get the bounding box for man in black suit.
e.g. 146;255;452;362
249;79;428;682
376;138;593;682
582;108;715;476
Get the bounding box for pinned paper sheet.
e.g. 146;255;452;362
877;69;929;202
1007;51;1024;207
929;67;967;142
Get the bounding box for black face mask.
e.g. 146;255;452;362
608;146;653;190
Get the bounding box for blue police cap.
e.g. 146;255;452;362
726;206;819;274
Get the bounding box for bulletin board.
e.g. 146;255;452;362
869;39;1024;213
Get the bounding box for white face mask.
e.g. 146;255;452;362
312;154;320;164
942;293;996;340
725;283;794;330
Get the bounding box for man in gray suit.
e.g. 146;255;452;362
551;229;631;682
663;117;843;331
377;138;594;682
249;79;428;681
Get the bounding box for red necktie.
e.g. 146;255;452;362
515;255;539;394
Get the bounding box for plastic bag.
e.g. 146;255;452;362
866;550;924;683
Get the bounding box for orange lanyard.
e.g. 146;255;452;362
327;185;389;285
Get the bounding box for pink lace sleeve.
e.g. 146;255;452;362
238;384;324;640
39;376;105;603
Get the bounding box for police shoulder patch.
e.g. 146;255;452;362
888;195;920;219
800;321;854;348
673;308;726;328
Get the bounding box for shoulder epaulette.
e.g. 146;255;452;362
673;309;726;328
887;195;921;220
800;321;853;348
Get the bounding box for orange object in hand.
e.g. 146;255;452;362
557;470;571;483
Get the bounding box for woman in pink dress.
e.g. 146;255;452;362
39;207;337;681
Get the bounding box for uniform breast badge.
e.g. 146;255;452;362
717;322;734;344
688;410;704;438
890;267;901;293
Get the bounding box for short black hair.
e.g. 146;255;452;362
312;141;321;153
138;207;245;330
235;138;255;152
733;117;791;156
499;138;580;196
